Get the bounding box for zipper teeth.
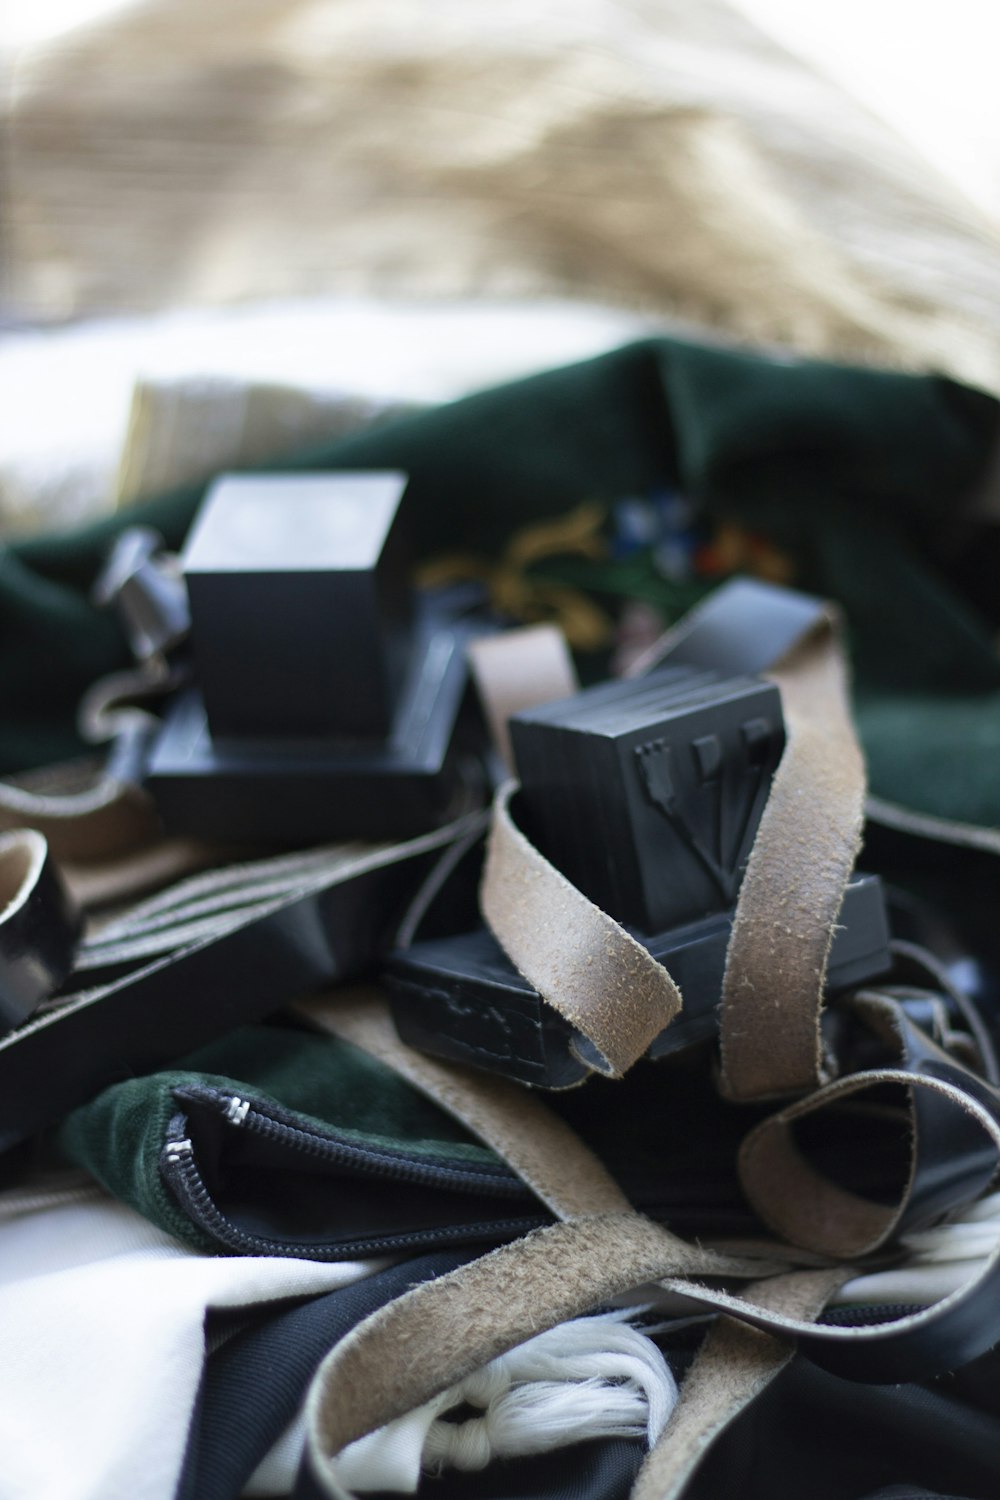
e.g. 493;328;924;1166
202;1088;529;1198
820;1304;927;1326
162;1138;545;1259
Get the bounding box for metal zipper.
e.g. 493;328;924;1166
161;1089;545;1259
182;1083;530;1194
819;1304;930;1326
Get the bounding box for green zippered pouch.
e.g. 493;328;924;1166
55;1023;547;1257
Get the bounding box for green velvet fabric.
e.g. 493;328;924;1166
55;1025;503;1250
6;335;1000;822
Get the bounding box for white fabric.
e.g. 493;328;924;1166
0;299;651;535
0;1189;381;1500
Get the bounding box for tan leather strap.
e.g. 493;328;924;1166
469;621;679;1078
480;780;682;1078
299;989;632;1217
631;579;867;1101
719;611;865;1100
632;1269;845;1500
0;758;159;865
466;624;578;772
473;581;865;1097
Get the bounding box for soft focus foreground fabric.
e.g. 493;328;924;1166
6;0;1000;398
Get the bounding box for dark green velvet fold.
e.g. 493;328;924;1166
55;1025;503;1250
6;335;1000;823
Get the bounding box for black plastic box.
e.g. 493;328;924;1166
183;471;411;740
509;665;784;931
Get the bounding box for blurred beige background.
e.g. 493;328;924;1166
2;0;999;529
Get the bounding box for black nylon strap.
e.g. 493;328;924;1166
177;1251;473;1500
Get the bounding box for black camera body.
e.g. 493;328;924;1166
385;664;892;1087
143;472;492;843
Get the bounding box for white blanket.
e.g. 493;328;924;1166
0;1184;379;1500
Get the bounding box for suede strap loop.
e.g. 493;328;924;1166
480;780;682;1078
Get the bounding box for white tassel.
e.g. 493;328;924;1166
336;1309;677;1494
424;1376;655;1471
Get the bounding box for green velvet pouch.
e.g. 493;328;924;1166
55;1024;546;1257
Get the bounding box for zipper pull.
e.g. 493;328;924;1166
225;1095;251;1125
163;1136;193;1166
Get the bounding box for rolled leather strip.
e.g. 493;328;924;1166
479;780;682;1078
0;829;80;1030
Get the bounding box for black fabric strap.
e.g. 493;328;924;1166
176;1251;473;1500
